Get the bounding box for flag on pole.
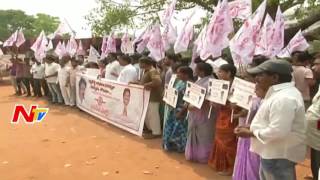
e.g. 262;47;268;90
255;14;274;57
162;21;178;51
229;0;252;20
268;6;285;57
201;0;234;59
174;10;195;54
46;40;54;52
161;0;177;25
136;27;151;53
121;33;134;54
147;24;165;61
55;41;67;59
67;37;78;57
102;32;117;56
3;30;18;47
277;30;309;58
88;45;100;63
77;40;86;56
31;31;48;62
15;29;26;47
229;0;267;66
101;35;108;57
54;19;75;37
193;24;207;60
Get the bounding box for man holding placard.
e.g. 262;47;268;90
235;59;306;180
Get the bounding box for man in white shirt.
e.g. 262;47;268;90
30;58;45;97
105;53;123;81
235;59;306;180
117;55;138;84
306;54;320;180
58;56;71;106
45;55;63;104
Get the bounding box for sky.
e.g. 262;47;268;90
0;0;207;38
0;0;97;38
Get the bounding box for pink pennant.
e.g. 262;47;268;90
31;31;48;61
174;10;195;54
255;14;274;57
161;0;177;25
104;33;117;55
162;21;177;51
229;0;252;20
147;24;165;61
3;30;18;47
15;29;26;47
67;37;78;57
77;40;86;56
268;6;285;57
136;28;151;53
121;33;134;54
277;30;309;58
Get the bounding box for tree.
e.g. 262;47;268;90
86;0;320;42
0;10;60;41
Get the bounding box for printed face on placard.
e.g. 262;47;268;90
78;78;87;103
123;89;131;106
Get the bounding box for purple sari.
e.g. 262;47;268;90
185;75;217;163
233;98;261;180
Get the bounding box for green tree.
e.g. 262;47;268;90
0;10;60;41
86;0;320;42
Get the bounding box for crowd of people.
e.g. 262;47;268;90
5;49;320;180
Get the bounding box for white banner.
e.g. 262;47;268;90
183;81;206;109
76;73;150;136
163;85;178;108
229;77;256;110
206;79;230;105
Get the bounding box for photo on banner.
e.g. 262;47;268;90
76;73;150;136
228;77;255;110
183;81;206;109
168;74;177;88
206;79;230;105
163;85;178;108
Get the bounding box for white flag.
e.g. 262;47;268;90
121;33;134;54
277;30;309;58
3;30;18;47
268;6;285;57
193;25;207;60
230;0;266;66
229;0;252;20
201;0;234;59
88;45;100;63
105;32;117;55
31;31;48;61
162;21;177;51
55;41;67;59
67;37;78;57
46;40;54;52
174;10;195;54
77;40;86;56
147;24;165;61
161;0;177;25
255;14;274;57
15;29;26;47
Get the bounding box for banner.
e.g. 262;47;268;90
229;77;255;110
163;86;178;108
183;81;206;109
206;79;230;105
76;73;150;136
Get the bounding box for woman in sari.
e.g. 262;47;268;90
185;62;217;163
163;66;194;152
208;64;238;176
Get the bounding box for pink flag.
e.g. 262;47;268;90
193;25;207;60
101;35;108;55
268;6;285;57
55;41;67;59
31;31;48;61
277;30;309;58
3;30;18;47
67;37;78;57
161;0;177;25
162;21;177;51
229;0;252;20
174;10;195;54
147;24;165;61
230;0;266;66
136;28;151;53
255;14;274;56
77;40;86;56
46;40;54;52
88;45;100;63
121;33;134;54
54;19;74;37
201;0;234;59
105;32;117;55
15;29;26;47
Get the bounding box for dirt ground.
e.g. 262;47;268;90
0;79;312;180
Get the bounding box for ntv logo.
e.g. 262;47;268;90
11;105;49;124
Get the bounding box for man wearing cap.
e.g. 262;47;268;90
235;59;306;180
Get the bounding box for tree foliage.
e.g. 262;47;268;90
0;10;60;41
87;0;320;41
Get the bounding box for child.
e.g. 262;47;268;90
58;56;71;106
69;58;82;106
30;58;45;97
45;55;63;104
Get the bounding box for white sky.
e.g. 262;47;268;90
0;0;97;38
0;0;207;38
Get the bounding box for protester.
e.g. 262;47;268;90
305;54;320;180
185;62;216;163
235;59;306;180
105;53;123;80
139;56;163;139
45;55;63;104
69;58;82;106
164;53;179;85
15;58;29;96
58;56;72;106
292;51;315;109
162;66;193;152
208;64;238;176
7;57;19;94
98;58;107;79
23;57;34;96
117;55;138;84
30;58;45;97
